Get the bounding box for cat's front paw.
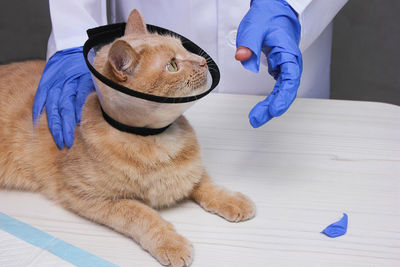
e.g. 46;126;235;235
204;191;256;222
149;230;193;267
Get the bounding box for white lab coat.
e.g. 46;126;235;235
47;0;347;98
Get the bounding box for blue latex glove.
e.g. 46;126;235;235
236;0;302;128
33;46;94;149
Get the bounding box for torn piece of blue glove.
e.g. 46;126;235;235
321;213;348;238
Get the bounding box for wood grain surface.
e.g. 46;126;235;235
1;94;399;267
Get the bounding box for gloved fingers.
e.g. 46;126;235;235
32;53;71;123
75;74;95;124
32;84;49;123
249;53;301;128
45;85;64;149
33;46;90;149
59;79;79;149
268;61;301;117
266;50;301;79
248;77;282;128
248;99;274;128
32;66;60;123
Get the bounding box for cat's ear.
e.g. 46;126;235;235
125;9;147;36
108;40;138;82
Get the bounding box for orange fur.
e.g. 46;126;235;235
0;9;255;267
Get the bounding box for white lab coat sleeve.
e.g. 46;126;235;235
46;0;107;60
285;0;348;51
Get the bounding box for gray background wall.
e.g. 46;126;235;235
331;0;400;105
0;0;399;106
0;0;50;63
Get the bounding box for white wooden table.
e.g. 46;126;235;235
1;93;399;266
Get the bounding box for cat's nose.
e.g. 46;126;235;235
199;58;206;67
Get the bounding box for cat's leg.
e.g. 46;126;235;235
63;198;192;267
191;171;255;222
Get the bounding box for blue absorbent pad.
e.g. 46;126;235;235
0;212;117;267
321;213;348;238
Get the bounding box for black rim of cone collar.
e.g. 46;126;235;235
83;23;220;104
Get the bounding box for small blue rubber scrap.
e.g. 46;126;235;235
321;213;348;238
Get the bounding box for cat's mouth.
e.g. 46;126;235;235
185;74;208;96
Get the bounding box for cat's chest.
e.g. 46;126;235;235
79;115;202;207
118;155;203;208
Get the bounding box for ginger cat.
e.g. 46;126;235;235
0;9;255;267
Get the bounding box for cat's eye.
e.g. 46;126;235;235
166;60;178;72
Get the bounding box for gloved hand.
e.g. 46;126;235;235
33;46;94;149
235;0;302;128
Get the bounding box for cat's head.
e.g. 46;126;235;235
100;9;208;98
92;9;209;129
